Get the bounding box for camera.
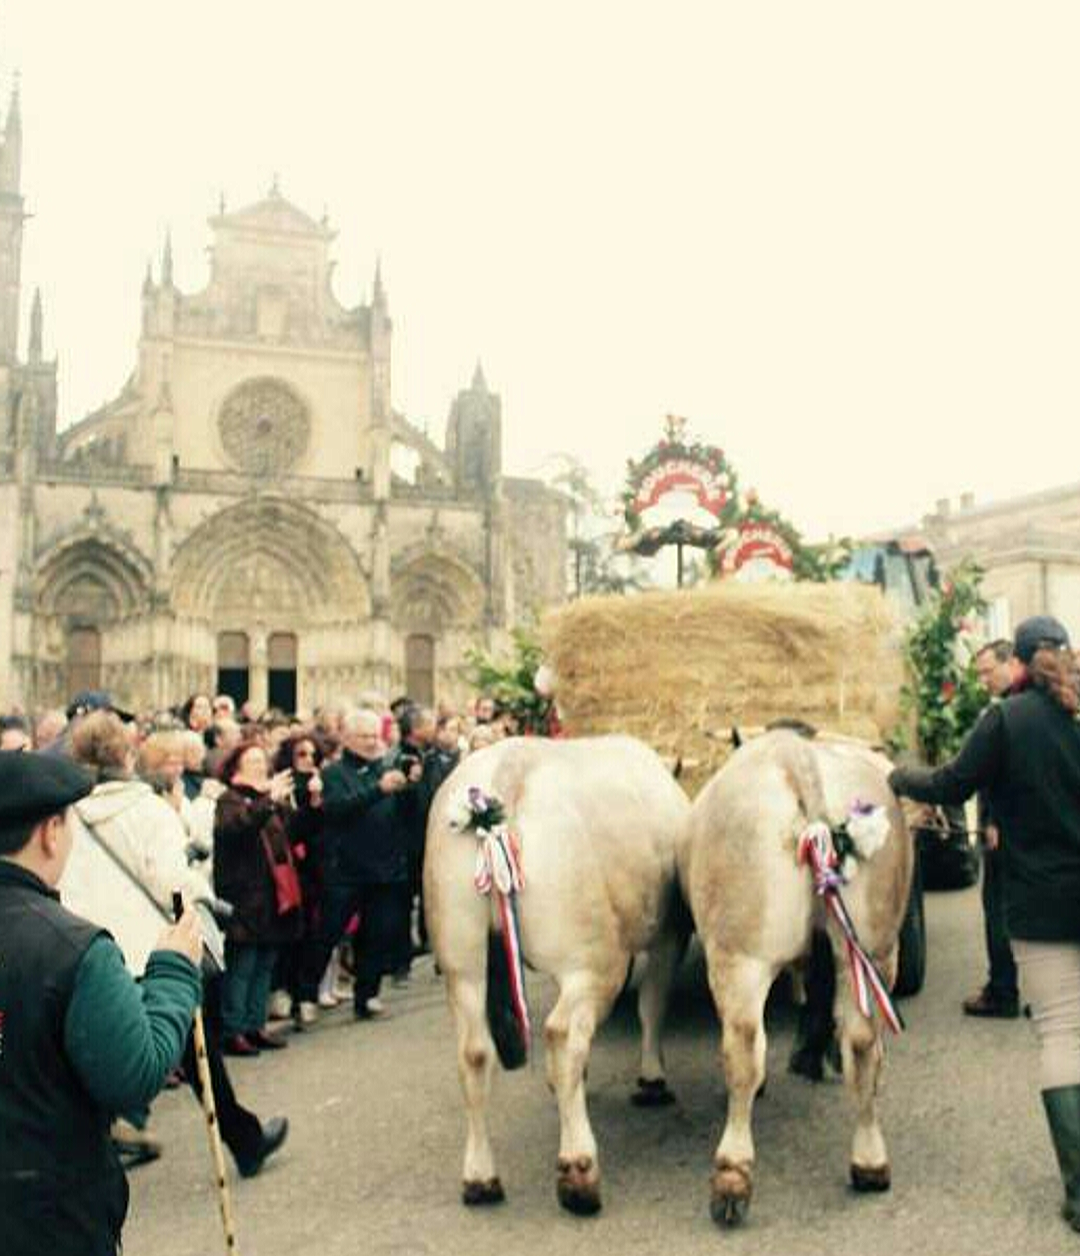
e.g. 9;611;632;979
397;748;423;778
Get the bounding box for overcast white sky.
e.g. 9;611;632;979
5;2;1080;540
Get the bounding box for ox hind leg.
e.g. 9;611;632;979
828;933;896;1192
632;902;691;1108
545;960;625;1215
447;972;505;1206
707;948;775;1226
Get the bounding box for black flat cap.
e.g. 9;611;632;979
1014;615;1072;664
65;690;135;723
0;750;93;826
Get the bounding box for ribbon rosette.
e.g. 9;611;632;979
798;821;903;1035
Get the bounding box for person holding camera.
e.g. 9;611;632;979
60;710;289;1179
296;708;420;1022
214;741;304;1055
268;732;326;1018
0;751;202;1256
394;705;437;976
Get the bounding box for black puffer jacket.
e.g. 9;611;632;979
320;749;410;885
889;685;1080;942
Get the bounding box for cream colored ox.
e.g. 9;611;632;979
424;735;691;1215
681;729;911;1226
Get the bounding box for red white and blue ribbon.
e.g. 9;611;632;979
474;827;531;1052
798;822;904;1035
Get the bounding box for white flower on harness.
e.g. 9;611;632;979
845;800;890;861
447;784;507;834
446;796;475;832
819;800;891;882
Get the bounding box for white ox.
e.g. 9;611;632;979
681;730;912;1225
424;735;691;1214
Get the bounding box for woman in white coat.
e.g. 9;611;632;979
60;710;288;1179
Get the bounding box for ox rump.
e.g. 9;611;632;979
680;729;912;1226
424;735;691;1215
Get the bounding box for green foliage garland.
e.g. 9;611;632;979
464;627;556;734
899;559;988;765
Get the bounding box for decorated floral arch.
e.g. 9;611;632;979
620;416;850;583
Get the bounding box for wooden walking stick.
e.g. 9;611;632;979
173;892;241;1255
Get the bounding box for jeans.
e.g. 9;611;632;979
221;942;279;1037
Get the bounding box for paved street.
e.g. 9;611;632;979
126;885;1077;1256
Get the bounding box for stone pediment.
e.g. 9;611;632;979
212;190;333;241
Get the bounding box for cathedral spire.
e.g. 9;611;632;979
0;77;22;194
161;229;173;287
372;256;387;311
28;287;41;363
471;359;488;393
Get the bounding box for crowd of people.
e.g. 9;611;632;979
0;683;526;1244
2;687;524;1036
3;614;1080;1249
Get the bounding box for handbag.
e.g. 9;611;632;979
261;831;302;916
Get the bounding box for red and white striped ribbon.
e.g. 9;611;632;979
798;822;904;1035
473;827;531;1051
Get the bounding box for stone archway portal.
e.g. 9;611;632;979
172;498;372;715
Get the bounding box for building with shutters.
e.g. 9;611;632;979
0;105;566;715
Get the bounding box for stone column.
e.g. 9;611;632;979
250;625;269;713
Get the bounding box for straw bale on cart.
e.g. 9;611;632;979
542;582;904;796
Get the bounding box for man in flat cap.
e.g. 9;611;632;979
0;751;203;1256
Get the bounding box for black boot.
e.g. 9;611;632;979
1041;1085;1080;1232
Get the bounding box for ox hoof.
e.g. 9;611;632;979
850;1163;891;1193
556;1155;602;1216
462;1177;506;1206
631;1077;676;1108
710;1161;753;1227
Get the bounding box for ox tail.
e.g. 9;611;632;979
486;925;529;1070
781;733;830;830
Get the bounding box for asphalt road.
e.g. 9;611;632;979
124;884;1078;1256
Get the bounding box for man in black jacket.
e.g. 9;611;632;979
889;616;1080;1233
962;639;1024;1018
296;709;418;1021
395;705;438;971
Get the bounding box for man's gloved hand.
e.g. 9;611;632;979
887;767;913;797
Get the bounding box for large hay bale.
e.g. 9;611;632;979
542;582;903;796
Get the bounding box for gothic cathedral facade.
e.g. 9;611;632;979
0;99;566;715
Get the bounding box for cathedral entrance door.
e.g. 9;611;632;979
67;626;102;699
268;632;298;715
405;633;435;706
216;631;250;708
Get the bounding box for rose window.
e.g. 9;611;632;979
218;378;310;476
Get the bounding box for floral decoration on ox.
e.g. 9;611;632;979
448;783;531;1053
798;804;903;1035
448;785;508;837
